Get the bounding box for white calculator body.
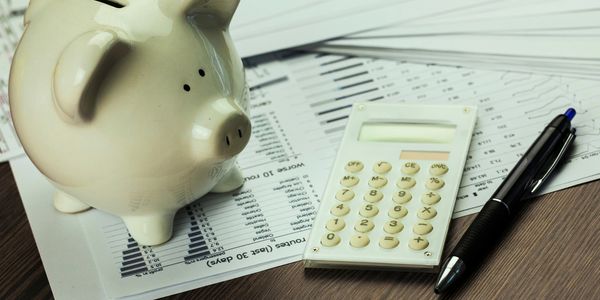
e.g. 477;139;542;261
303;103;477;270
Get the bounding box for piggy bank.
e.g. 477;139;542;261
9;0;251;245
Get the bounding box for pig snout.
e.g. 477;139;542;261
209;97;251;158
217;110;251;157
191;98;251;161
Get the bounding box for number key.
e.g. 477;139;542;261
354;219;374;233
321;232;341;247
384;220;404;234
364;189;383;203
336;189;355;201
360;203;379;217
331;203;350;216
326;218;346;232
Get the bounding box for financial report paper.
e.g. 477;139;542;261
0;2;23;161
12;51;600;298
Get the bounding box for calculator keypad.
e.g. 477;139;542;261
413;222;433;235
340;175;359;187
396;176;416;189
373;161;392;174
429;163;448;176
388;205;408;219
321;160;449;252
335;189;355;201
350;233;370;248
354;219;375;233
321;232;341;247
326;218;346;232
364;189;383;203
392;190;412;204
359;203;379;218
345;161;364;173
379;236;399;249
408;236;429;250
401;162;420;175
330;203;350;217
421;191;441;205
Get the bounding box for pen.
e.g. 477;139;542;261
434;108;577;294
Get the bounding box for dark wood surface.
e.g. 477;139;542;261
2;160;600;299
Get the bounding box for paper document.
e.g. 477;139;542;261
230;0;491;58
0;2;23;161
320;0;600;78
258;52;600;216
13;52;600;298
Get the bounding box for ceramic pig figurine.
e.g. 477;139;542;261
9;0;250;245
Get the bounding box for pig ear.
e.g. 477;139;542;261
167;0;240;26
53;30;130;122
24;0;51;25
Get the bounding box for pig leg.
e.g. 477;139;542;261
211;165;244;193
123;212;176;246
53;190;91;213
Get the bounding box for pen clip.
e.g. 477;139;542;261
530;129;576;194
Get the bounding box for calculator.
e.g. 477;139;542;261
303;103;477;270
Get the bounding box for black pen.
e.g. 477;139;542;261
434;108;577;294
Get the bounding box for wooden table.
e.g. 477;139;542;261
2;160;600;299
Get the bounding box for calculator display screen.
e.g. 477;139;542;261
358;122;456;144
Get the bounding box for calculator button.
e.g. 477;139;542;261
373;161;392;174
340;175;359;187
408;236;429;250
369;175;388;188
413;222;433;235
326;218;346;232
321;232;341;247
401;162;420;175
397;176;416;189
421;191;441;205
350;233;370;248
354;219;375;233
425;177;445;190
364;189;383;203
392;190;412;204
379;236;399;249
383;220;404;234
388;205;408;219
345;160;364;173
331;203;350;216
359;203;379;218
335;189;355;202
417;206;437;220
430;163;449;176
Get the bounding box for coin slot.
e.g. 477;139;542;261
93;0;127;8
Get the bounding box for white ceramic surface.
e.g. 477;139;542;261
9;0;250;245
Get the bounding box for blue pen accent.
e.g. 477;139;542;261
564;108;576;120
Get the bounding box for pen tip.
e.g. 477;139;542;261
434;256;466;294
564;108;576;121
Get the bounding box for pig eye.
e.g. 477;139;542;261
183;84;191;92
198;69;206;77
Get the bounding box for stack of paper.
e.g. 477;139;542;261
311;0;600;78
231;0;491;58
